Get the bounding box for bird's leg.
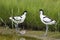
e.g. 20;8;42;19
15;23;18;31
21;23;24;30
44;25;48;36
22;23;24;30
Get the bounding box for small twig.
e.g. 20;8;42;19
0;17;8;27
11;8;14;28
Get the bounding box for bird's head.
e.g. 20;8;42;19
39;9;44;15
23;11;27;15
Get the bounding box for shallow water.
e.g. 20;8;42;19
0;34;41;40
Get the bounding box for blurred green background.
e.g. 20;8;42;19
0;0;60;31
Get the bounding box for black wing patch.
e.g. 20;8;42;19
13;17;22;21
43;16;53;23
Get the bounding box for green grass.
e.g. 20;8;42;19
0;34;41;40
0;0;60;31
48;32;60;39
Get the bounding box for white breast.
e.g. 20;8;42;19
40;15;56;25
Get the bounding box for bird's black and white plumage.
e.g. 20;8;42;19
9;11;27;34
9;11;27;24
39;9;56;36
39;9;56;25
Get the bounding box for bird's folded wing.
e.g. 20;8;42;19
43;17;52;23
14;17;22;20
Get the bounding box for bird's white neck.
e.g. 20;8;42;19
40;11;44;19
24;12;27;15
40;11;43;15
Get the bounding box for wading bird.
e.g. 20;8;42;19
39;9;56;36
9;11;27;34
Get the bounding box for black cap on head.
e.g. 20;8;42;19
24;10;27;12
39;9;44;14
23;10;27;14
39;9;44;11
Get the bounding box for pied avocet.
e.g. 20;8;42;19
9;11;27;31
39;9;56;36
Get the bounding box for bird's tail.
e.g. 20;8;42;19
52;20;56;24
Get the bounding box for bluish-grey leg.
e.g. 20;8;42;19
44;25;48;36
15;24;18;31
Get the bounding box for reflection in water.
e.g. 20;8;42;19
20;37;26;40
